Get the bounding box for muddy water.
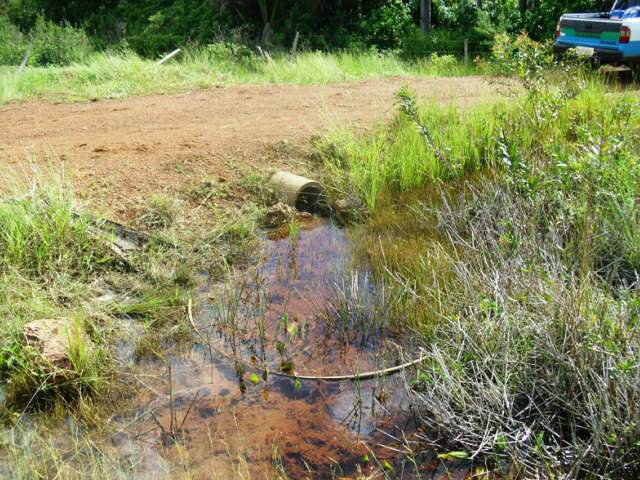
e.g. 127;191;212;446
111;216;417;479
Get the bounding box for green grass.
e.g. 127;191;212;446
0;48;476;104
320;71;640;477
318;92;501;208
0;180;113;407
0;179;110;275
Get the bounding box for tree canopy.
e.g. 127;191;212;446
1;0;615;55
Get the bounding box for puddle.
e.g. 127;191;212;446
99;217;419;478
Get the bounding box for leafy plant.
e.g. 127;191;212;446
28;15;92;67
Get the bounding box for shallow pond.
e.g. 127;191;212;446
107;216;419;479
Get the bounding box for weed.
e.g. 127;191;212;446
287;218;300;247
238;173;277;207
139;194;180;229
0;179;111;276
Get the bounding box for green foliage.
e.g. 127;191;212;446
321;87;497;208
487;31;555;80
1;0;617;57
0;180;110;276
328;69;640;475
0;180;118;408
401;27;466;58
357;0;414;49
28;15;93;66
0;15;28;65
0;48;474;104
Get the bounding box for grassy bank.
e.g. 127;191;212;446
0;47;474;104
320;73;640;477
0;180;116;408
0;169;277;476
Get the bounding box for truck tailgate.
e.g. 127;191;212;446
559;14;622;46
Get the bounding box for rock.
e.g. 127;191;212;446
23;319;92;371
263;202;295;228
335;198;351;212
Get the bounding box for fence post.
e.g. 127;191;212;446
291;32;300;57
158;48;181;65
464;39;469;67
16;51;30;78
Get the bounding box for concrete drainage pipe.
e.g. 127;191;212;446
268;171;325;212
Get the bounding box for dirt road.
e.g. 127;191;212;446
0;77;503;218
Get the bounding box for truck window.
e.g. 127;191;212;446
613;0;640;9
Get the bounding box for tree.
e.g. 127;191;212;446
420;0;431;32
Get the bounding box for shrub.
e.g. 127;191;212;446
428;52;457;71
28;16;92;66
0;16;28;65
487;31;555;80
203;42;255;68
358;0;414;49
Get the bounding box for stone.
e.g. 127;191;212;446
263;202;295;228
335;198;351;212
23;319;92;371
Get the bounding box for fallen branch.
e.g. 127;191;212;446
187;299;425;383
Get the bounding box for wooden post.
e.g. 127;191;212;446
16;51;30;77
257;46;273;64
464;39;469;67
291;32;300;57
158;48;181;65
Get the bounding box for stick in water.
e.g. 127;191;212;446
188;299;425;383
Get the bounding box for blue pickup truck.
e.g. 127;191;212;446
554;0;640;64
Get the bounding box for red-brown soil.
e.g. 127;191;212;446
0;77;504;219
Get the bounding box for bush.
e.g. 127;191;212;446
0;16;28;65
428;52;457;71
487;31;555;80
202;42;255;68
358;0;414;49
28;15;92;66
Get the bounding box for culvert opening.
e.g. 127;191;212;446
295;185;327;214
268;171;329;215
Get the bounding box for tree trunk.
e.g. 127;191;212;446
261;22;272;45
420;0;431;32
519;0;527;17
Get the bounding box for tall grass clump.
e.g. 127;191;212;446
319;87;501;208
321;56;640;476
0;179;113;407
0;181;109;276
405;180;640;478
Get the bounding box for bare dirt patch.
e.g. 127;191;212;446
0;76;504;220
